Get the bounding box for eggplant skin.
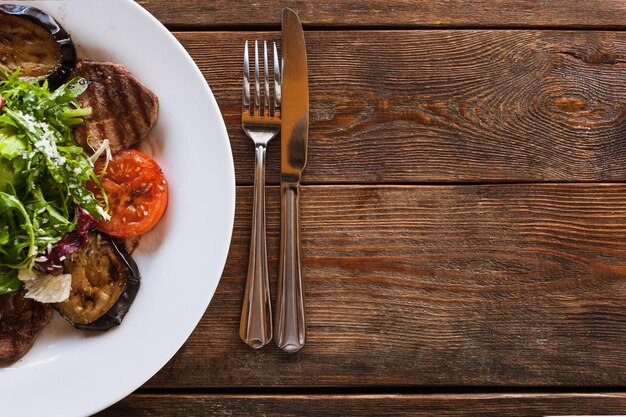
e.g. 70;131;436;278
0;4;76;89
55;233;140;331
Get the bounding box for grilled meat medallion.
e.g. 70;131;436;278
0;290;52;363
71;61;159;153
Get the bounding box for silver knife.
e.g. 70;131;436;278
275;7;309;353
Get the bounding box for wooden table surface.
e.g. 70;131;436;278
98;1;626;415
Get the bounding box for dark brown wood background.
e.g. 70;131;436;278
98;1;626;415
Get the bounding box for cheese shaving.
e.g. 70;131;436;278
18;269;72;303
88;138;110;165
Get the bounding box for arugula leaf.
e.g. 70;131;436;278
0;269;21;295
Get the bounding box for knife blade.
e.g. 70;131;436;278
281;8;309;180
275;7;308;353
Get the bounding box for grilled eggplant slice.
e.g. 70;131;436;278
0;4;76;89
55;233;140;331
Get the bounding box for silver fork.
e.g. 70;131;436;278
240;40;281;349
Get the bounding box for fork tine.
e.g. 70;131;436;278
254;40;260;115
263;41;270;117
243;41;250;113
273;42;281;114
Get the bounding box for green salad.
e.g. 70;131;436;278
0;69;106;294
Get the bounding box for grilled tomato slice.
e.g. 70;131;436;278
90;149;168;237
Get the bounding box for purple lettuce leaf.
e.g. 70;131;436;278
36;207;97;273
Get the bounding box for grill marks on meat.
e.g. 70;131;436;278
71;61;159;153
0;290;52;363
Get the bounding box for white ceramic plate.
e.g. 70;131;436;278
1;1;235;416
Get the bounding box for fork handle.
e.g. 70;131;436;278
240;144;272;349
275;182;306;353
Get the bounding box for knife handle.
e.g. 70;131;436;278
275;182;306;353
240;144;272;349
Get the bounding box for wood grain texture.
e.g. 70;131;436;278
176;30;626;185
144;184;626;388
138;0;626;29
97;393;626;416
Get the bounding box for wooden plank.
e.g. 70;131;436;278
97;393;626;416
145;184;626;387
138;0;626;29
177;30;626;185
